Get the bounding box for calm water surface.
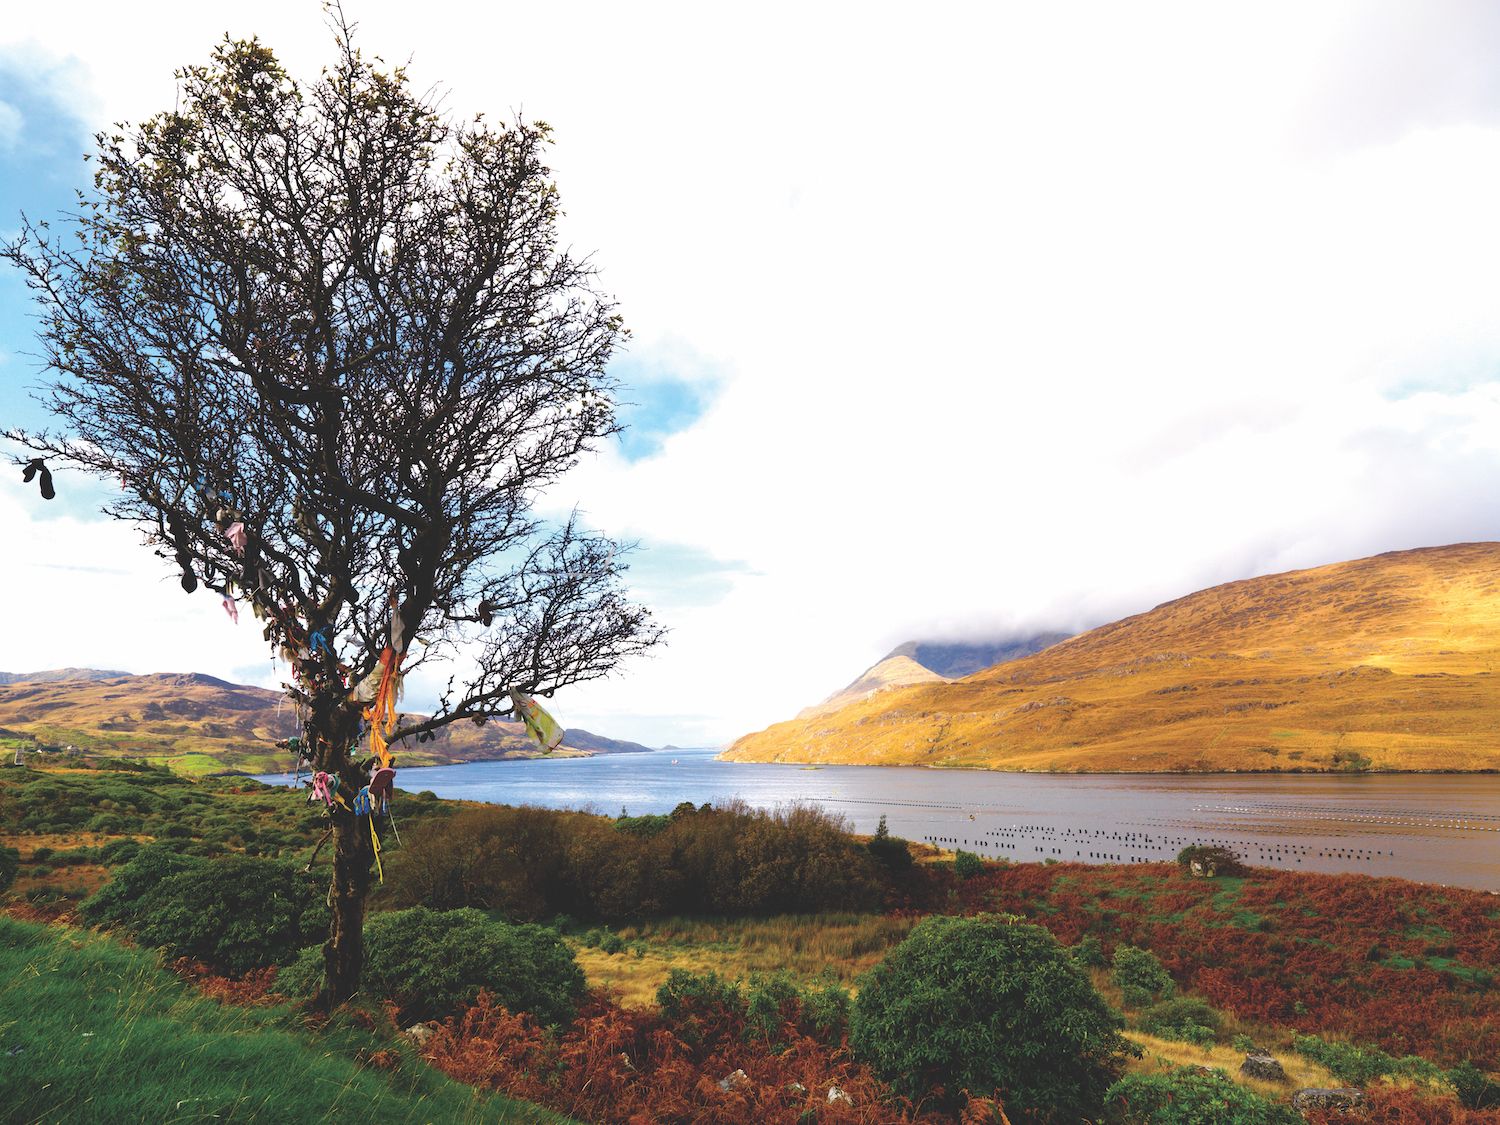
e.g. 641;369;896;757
259;748;1500;892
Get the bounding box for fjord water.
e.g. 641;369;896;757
260;748;1500;892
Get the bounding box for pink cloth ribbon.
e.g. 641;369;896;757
226;523;247;555
221;596;239;624
369;766;396;803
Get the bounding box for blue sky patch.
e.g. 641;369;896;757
609;351;723;462
0;60;94;438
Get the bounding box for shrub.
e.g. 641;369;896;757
1176;844;1247;878
1138;997;1221;1047
1449;1062;1500;1111
280;906;583;1025
384;799;884;921
78;845;203;926
656;968;746;1021
866;815;912;870
801;977;852;1040
81;847;327;975
954;849;982;879
1104;1067;1300;1124
1071;935;1106;968
0;845;18;893
851;914;1132;1119
614;814;670;837
1112;945;1174;1008
1292;1034;1447;1087
655;968;746;1050
744;972;802;1042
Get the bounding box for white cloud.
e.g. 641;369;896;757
0;483;284;685
7;3;1500;746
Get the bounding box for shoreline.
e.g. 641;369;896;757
713;753;1500;777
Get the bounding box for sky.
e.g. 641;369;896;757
5;2;1500;747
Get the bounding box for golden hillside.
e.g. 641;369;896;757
0;671;648;775
723;543;1500;772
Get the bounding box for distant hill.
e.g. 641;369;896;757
797;633;1071;720
724;544;1500;772
559;728;656;755
0;670;653;775
0;668;130;685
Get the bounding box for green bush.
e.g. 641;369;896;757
954;849;982;879
81;847;327;975
0;844;18;893
1138;996;1221;1047
1112;945;1174;1008
1450;1061;1500;1110
78;845;203;926
654;968;850;1048
745;972;802;1042
800;977;852;1040
655;968;747;1049
1292;1034;1446;1086
656;968;746;1023
1104;1067;1300;1124
1175;845;1246;878
851;914;1132;1119
866;815;912;870
279;906;583;1025
1071;935;1106;968
614;814;671;837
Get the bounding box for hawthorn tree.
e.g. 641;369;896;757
2;23;663;1003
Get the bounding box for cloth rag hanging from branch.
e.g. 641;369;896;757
509;689;563;753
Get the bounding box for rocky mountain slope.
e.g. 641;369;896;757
797;634;1070;719
0;670;652;774
724;544;1500;772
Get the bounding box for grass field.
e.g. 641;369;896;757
570;911;917;1006
0;915;574;1125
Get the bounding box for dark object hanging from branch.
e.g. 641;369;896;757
21;458;54;500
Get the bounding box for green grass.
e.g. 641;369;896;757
567;912;918;1007
157;752;230;777
0;916;573;1125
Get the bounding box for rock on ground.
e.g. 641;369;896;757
1241;1051;1289;1082
1292;1088;1365;1112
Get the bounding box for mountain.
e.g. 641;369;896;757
887;636;1072;678
797;633;1070;720
0;670;653;774
0;668;131;685
723;543;1500;772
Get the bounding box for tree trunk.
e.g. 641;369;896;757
307;686;372;1009
322;809;373;1006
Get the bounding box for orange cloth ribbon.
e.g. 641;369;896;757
361;646;400;768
